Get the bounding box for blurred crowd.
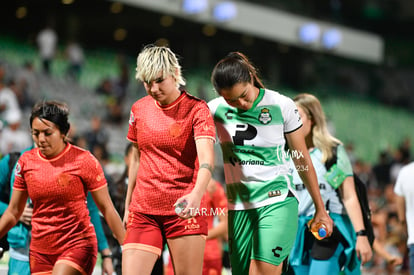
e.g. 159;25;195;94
350;138;412;274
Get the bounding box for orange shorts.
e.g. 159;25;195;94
123;211;207;256
30;240;97;275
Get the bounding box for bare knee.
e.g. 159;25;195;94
249;259;283;275
122;249;159;275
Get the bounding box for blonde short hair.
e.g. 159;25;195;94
135;45;185;88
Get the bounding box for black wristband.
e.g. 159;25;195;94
101;254;112;259
355;230;367;236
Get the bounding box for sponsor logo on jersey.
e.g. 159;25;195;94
233;148;255;154
268;190;282;197
229;156;264;166
233;124;257;145
258;108;272;124
14;162;22;177
225;110;234;120
295;108;301;122
272;246;283;257
184;217;200;231
295;184;306;191
128;111;135;126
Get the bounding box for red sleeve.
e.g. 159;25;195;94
127;104;138;143
81;152;107;191
13;158;27;191
193;101;216;141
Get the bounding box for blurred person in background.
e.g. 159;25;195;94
84;116;110;153
372;150;393;191
372;239;404;274
113;55;130;103
390;146;411;185
0;111;31;156
394;160;414;275
208;52;332;275
104;143;132;274
65;39;85;81
36;24;57;75
200;178;228;275
103;143;164;275
0;63;22;126
166;177;228;275
14;60;38;110
123;45;215;275
0;100;125;274
288;93;372;274
0;121;3;159
95;78;124;124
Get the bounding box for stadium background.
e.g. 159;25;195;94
0;0;413;274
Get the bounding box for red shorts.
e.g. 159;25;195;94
123;211;207;256
30;240;97;275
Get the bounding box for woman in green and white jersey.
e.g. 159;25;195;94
208;52;333;275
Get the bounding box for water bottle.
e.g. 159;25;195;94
308;219;327;240
174;200;188;215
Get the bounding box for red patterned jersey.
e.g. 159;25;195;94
204;180;228;261
127;91;216;215
13;143;107;254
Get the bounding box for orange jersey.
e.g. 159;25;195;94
204;180;228;261
127;91;216;215
14;143;107;254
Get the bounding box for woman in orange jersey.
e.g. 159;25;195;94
123;45;216;275
0;101;125;275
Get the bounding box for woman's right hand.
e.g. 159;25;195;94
19;203;33;226
123;209;129;228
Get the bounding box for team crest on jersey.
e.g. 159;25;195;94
58;173;71;187
169;122;182;138
258;108;272;124
14;163;22;177
128;111;135;126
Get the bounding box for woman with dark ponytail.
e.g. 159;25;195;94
208;52;333;275
0;100;125;275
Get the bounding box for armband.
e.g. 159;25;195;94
101;253;112;259
324;164;347;189
199;163;213;174
355;230;367;237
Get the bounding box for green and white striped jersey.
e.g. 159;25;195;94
208;88;302;210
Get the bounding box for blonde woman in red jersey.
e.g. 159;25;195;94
0;101;125;275
123;45;216;275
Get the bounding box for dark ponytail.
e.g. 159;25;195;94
211;51;264;94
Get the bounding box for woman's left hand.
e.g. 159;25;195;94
311;209;334;237
101;255;114;275
356;236;373;265
173;192;202;219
